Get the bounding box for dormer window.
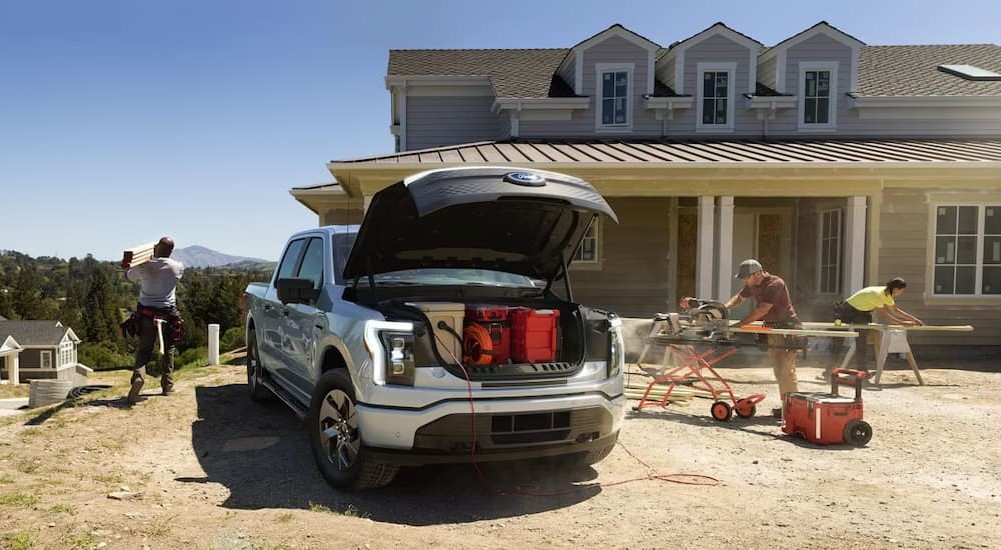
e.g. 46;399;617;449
696;62;736;132
595;63;633;130
798;61;838;130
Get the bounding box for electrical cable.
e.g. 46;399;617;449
430;331;721;496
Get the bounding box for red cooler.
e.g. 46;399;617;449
510;308;560;363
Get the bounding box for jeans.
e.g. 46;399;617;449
132;306;177;391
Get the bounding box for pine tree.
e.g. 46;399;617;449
12;262;44;319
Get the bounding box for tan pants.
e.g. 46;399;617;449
768;334;799;397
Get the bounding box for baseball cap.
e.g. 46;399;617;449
735;259;763;279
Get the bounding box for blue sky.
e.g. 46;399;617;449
1;0;998;262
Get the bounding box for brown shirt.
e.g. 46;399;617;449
740;273;797;323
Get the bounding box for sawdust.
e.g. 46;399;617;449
0;355;999;549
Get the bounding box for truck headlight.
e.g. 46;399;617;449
608;316;624;378
364;321;415;386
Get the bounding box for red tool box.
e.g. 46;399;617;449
782;368;872;446
510;307;560;363
464;306;512;364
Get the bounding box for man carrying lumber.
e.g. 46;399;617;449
724;259;802;418
125;236;184;405
833;277;924;371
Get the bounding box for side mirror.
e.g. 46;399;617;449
276;278;320;305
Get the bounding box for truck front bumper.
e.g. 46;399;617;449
355;392;625;465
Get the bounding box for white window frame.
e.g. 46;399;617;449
594;63;634;131
816;208;842;295
60;342;73;367
40;350;52;369
931;203;1001;297
695;62;736;132
798;61;838;131
571;217;602;271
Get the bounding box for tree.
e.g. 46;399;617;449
82;266;121;343
12;262;44;319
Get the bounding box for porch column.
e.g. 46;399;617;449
843;196;867;294
716;196;735;301
667;197;679;308
11;354;18;386
696;196;715;298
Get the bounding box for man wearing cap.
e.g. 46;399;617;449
724;259;802;416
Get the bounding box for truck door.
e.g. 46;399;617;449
284;236;326;396
260;238;307;383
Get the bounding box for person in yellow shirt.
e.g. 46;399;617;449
833;277;924;372
835;277;924;327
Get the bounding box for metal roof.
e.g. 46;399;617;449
331;138;1001;165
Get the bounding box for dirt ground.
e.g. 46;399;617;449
1;351;1000;550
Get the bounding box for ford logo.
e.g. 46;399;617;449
503;171;546;187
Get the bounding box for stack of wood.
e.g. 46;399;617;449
121;242;156;269
624;367;716;404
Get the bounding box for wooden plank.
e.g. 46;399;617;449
121;242;156;269
800;322;974;332
730;326;859;338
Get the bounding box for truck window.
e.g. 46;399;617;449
275;238;307;286
332;233;356;283
297;237;324;289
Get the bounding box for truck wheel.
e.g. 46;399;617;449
246;329;272;402
308;369;398;491
843;419;873;447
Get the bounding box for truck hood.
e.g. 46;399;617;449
342;167;618;282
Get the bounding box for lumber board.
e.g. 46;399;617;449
729;326;859;338
121;242;156;269
800;322;973;332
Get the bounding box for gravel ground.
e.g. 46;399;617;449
0;352;999;549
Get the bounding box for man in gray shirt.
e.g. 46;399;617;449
125;236;184;404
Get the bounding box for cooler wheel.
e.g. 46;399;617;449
710;401;733;422
734;399;756;418
843;419;873;447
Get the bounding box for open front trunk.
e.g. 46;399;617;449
375;299;613;383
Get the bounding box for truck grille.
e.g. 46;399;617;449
412;407;610;452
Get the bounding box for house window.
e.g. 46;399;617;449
572;219;600;265
934;205;1001;295
798;62;838;130
595;63;633;130
696;63;735;131
41;351;52;369
60;342;73;367
818;209;842;294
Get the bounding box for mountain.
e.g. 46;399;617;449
170;246;270;269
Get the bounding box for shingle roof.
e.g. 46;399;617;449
388;38;1001;99
388;49;569;98
0;320;73;346
858;44;1001;96
333;138;1001;165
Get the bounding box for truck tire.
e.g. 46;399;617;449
308;369;398;491
246;329;273;402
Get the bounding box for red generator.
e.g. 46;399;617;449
510;307;560;363
782;368;873;447
463;306;511;365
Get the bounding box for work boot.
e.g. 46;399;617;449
161;374;174;395
127;373;145;405
161;383;175;396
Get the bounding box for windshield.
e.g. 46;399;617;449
371;268;537;287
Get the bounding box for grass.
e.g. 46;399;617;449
15;460;39;474
0;474;13;484
0;384;31;399
0;492;39;508
4;532;33;550
145;515;175;538
276;512;293;523
68;535;98;550
50;503;77;514
307;501;332;513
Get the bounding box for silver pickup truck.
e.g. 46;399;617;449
243;166;625;490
